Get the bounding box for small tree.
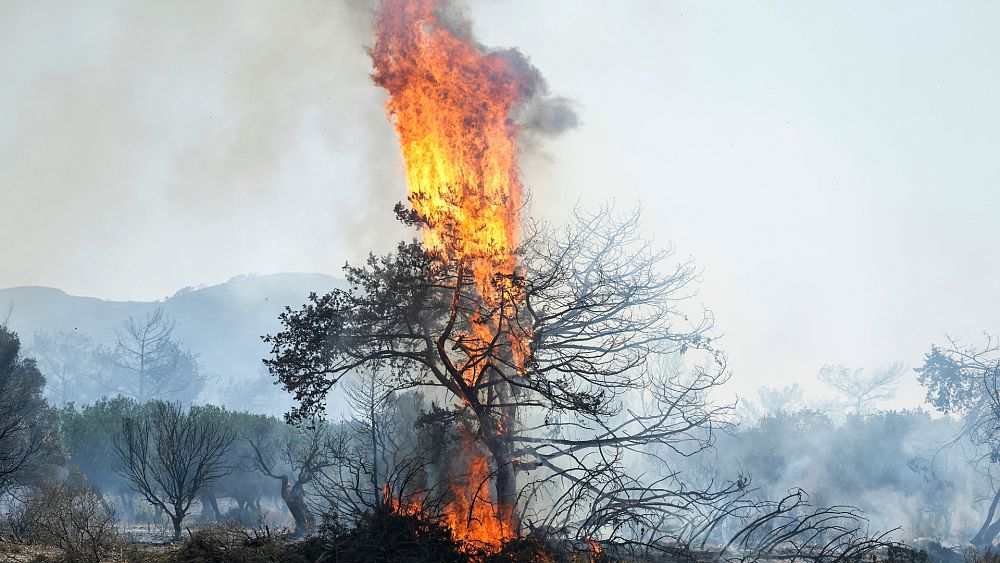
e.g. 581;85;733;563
0;325;64;495
61;396;140;520
32;329;99;405
344;368;402;502
114;401;234;540
247;419;336;536
818;363;906;415
98;308;205;404
9;469;120;563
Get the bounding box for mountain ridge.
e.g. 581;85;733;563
0;273;344;409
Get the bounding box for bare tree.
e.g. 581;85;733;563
739;384;805;423
98;308;205;404
266;206;730;544
114;401;234;540
817;363;906;416
344;368;402;502
247;419;336;536
31;329;98;405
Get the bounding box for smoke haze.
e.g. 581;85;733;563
3;0;999;406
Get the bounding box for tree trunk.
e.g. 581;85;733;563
972;488;1000;550
200;491;222;522
277;476;313;537
486;431;518;532
171;516;183;541
119;492;135;523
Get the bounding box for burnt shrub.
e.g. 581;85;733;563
163;523;300;563
320;505;471;563
6;473;120;563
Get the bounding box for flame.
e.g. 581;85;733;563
372;0;533;551
585;536;603;562
371;0;534;297
382;430;514;551
442;427;514;548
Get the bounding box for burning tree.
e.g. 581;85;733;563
264;1;903;559
265;0;729;552
266;201;729;548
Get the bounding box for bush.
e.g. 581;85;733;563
6;473;120;563
223;506;265;528
319;505;472;563
161;523;324;563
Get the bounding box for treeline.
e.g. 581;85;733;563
2;322;313;535
0;324;356;561
29;307;291;416
0;323;594;563
695;409;974;541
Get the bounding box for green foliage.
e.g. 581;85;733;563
916;345;985;415
200;406;285;511
60;396;140;493
0;325;65;492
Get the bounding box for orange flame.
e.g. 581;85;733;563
372;0;534;550
585;536;603;562
371;0;535;297
382;431;514;551
442;428;514;548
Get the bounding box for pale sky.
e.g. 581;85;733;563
2;1;998;406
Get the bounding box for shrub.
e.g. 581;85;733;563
319;505;471;562
6;473;120;563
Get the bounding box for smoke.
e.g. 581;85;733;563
0;0;404;299
426;0;579;139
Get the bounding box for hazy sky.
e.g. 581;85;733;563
2;1;998;405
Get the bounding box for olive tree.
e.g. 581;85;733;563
114;401;234;540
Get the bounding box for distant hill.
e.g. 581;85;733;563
0;273;343;407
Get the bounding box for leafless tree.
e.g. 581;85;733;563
113;401;234;540
266;206;731;544
98;308;206;404
817;363;906;416
31;329;98;405
247;419;336;536
6;470;120;563
344;368;403;502
962;364;1000;550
